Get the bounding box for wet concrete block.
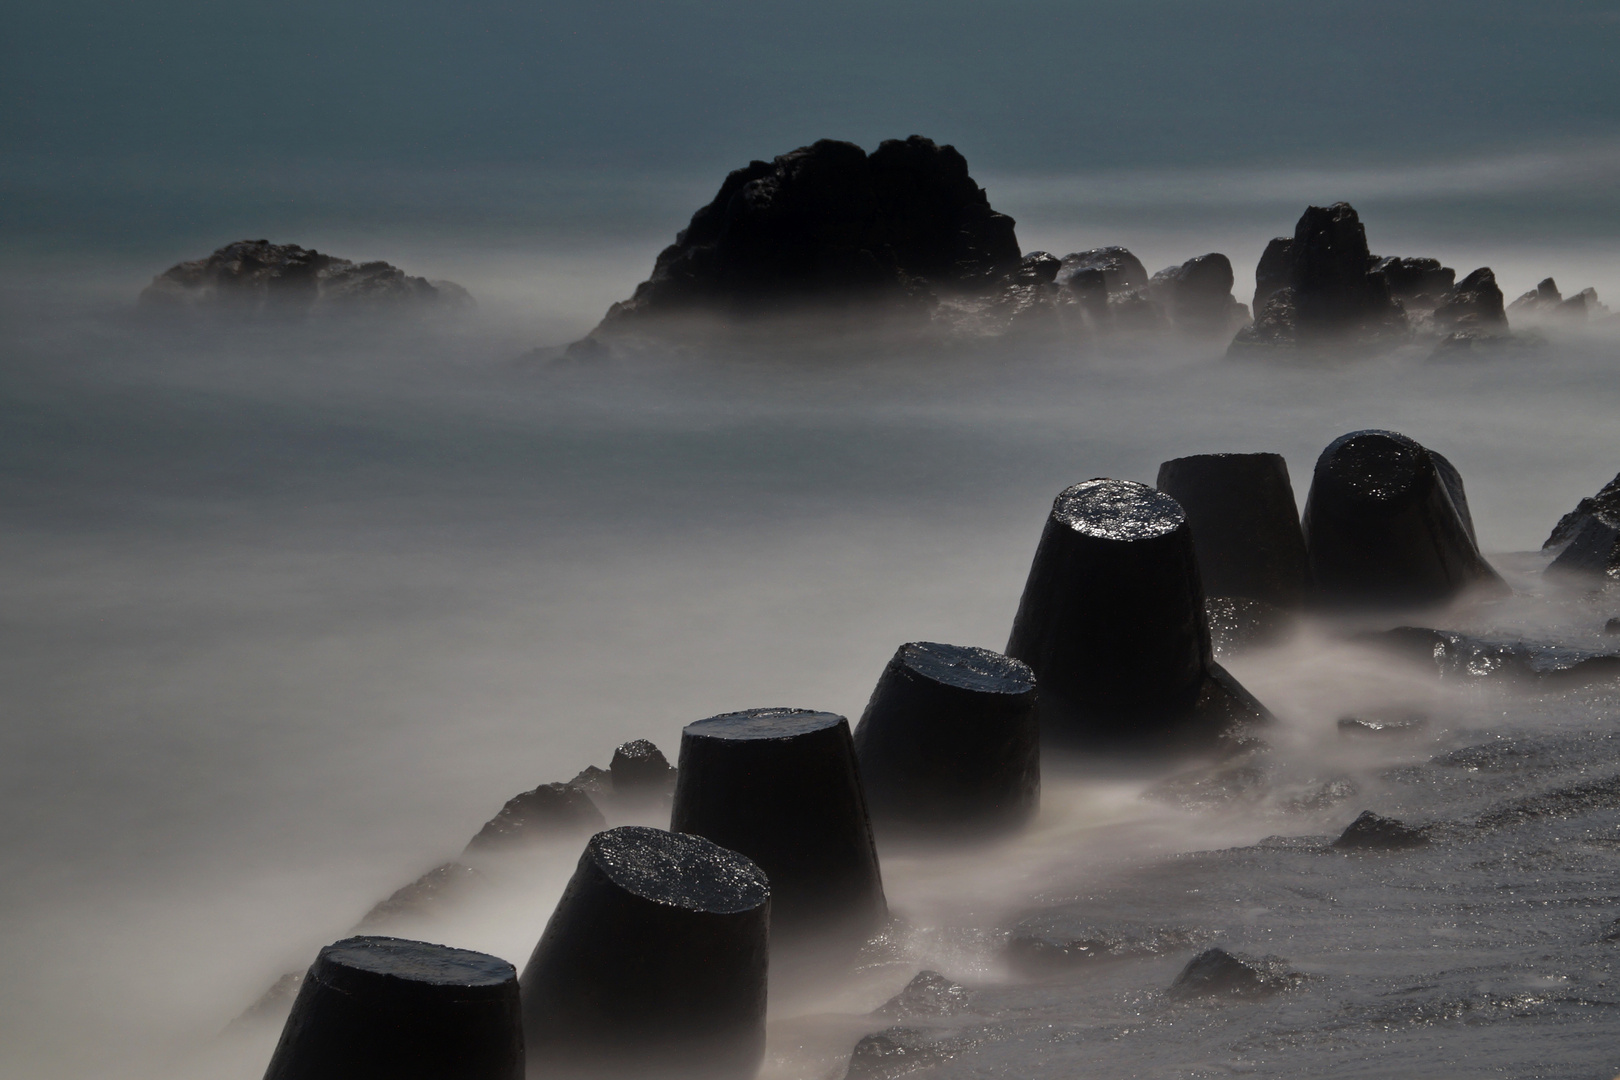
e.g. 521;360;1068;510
852;642;1038;833
263;936;522;1080
1004;479;1210;744
672;708;886;940
1331;810;1429;850
1301;430;1506;606
610;739;677;808
464;782;605;854
519;825;769;1080
1155;452;1308;608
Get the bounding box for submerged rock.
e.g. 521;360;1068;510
1167;948;1299;1000
1337;713;1427;737
1359;626;1620;686
873;971;973;1019
139;240;470;315
1007;924;1201;976
464;782;605;853
1331;810;1429;850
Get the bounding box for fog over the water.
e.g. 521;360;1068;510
4;3;1620;1079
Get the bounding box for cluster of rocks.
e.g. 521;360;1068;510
138;239;471;316
1508;278;1610;324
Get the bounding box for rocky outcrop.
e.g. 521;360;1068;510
1166;948;1299;999
596;136;1020;330
139;240;471;314
1330;810;1428;850
1432;268;1507;332
1147;254;1250;335
1508;278;1610;323
1055;246;1147;292
1544;470;1620;551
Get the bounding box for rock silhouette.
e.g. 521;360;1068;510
1432;268;1508;333
1544;469;1620;551
1331;810;1428;850
464;782;604;854
139;240;470;314
1147;253;1249;335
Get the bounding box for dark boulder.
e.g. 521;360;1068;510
873;970;972;1019
519;826;769;1080
1359;626;1620;686
1148;253;1248;334
1330;810;1428;850
1544;469;1620;550
1155;452;1309;608
1432;267;1508;333
1301;430;1506;606
1166;947;1298;1000
1229;287;1299;351
1251;237;1294;315
596;136;1019;329
1509;277;1564;316
1055;246;1148;293
853;642;1039;834
464;782;605;854
1370;256;1455;303
264;936;522;1080
1004;478;1270;748
139;240;470;314
1010;251;1061;286
671;708;887;941
1547;513;1620;580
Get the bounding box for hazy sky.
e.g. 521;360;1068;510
6;0;1620;257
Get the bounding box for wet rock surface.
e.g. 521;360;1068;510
139;240;470;315
357;862;483;928
1167;947;1301;1000
844;1026;992;1080
1547;512;1620;580
1544;469;1620;551
874;971;974;1019
520;826;770;1080
1337;712;1427;738
853;642;1038;833
1361;626;1620;686
1146;253;1249;335
264;936;522;1080
1055;246;1147;292
1331;810;1429;850
610;738;678;807
1203;596;1293;655
464;782;605;853
1432;268;1508;334
1301;429;1505;606
1008;923;1203;976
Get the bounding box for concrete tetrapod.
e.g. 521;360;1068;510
1005;478;1268;748
672;708;886;942
853;642;1038;834
1301;430;1506;607
519;826;769;1080
1155;452;1308;609
263;936;523;1080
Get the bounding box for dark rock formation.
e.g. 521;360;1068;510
1155;452;1309;609
1431;268;1507;333
844;1026;984;1080
1147;253;1249;334
139;240;470;314
1544;470;1620;550
264;936;522;1080
1011;251;1061;285
1230;203;1407;353
873;971;972;1019
357;863;482;928
464;782;605;854
566;764;612;800
1330;810;1428;850
1370;256;1455;304
853;642;1038;834
1359;626;1620;686
520;826;769;1080
1509;279;1609;322
1055;246;1148;292
671;708;887;940
610;739;677;807
1004;479;1270;748
1301;430;1506;606
1167;947;1298;1000
1509;277;1565;316
1547;513;1620;579
596;137;1019;330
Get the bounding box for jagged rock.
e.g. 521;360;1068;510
1148;253;1249;334
464;782;605;853
358;863;482;927
1544;470;1620;550
1432;268;1507;333
874;971;972;1019
1011;251;1061;285
1370;256;1455;304
138;240;470;314
609;739;677;807
1360;626;1620;686
1547;512;1620;579
1509;277;1564;315
566;764;611;799
1055;246;1147;292
844;1027;982;1080
1167;948;1299;999
1509;279;1608;322
1337;713;1426;737
1562;287;1608;318
1230;203;1406;354
594;136;1019;331
1331;810;1428;850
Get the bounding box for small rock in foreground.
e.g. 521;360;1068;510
1167;947;1299;1000
873;971;972;1019
1331;810;1429;850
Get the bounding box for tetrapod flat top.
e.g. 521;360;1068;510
897;642;1034;695
1053;478;1184;541
592;826;769;914
1316;430;1426;502
686;708;845;742
320;936;515;991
